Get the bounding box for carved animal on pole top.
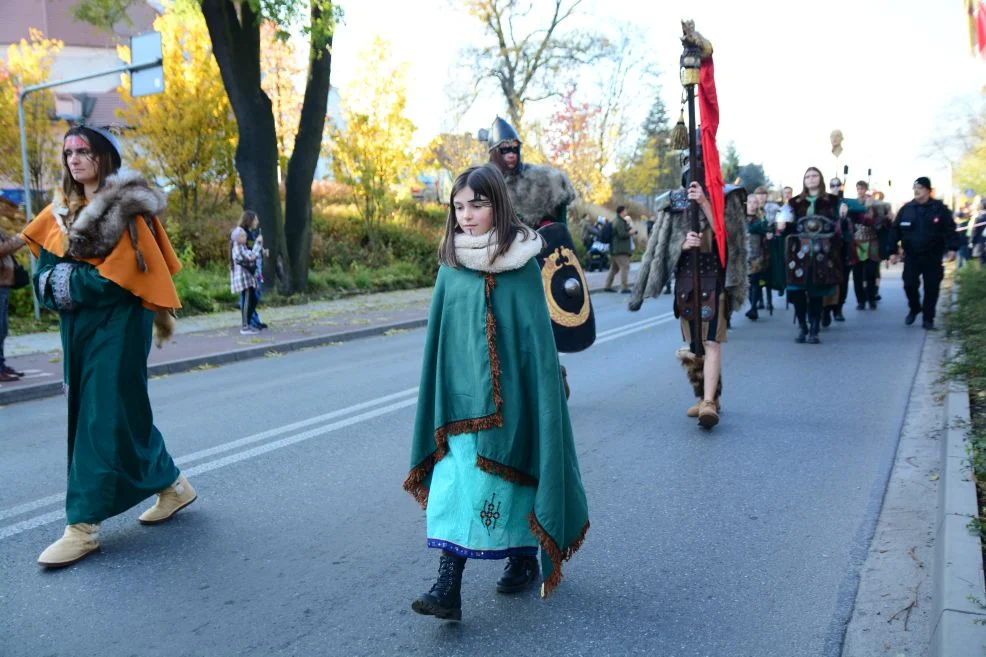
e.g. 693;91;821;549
680;20;714;59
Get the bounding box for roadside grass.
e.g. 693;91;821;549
946;263;986;547
10;260;436;337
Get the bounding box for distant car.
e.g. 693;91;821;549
411;175;440;203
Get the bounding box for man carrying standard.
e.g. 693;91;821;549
888;176;959;330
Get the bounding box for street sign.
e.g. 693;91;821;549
131;32;164;97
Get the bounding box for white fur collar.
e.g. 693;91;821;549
454;228;543;273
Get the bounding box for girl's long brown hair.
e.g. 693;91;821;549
238;210;259;230
800;166;825;199
438;165;531;268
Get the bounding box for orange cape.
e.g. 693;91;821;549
21;204;182;311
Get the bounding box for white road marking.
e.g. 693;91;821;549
0;314;675;541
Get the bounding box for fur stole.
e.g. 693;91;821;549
59;170;167;273
454;228;543;273
629;188;749;313
503;163;577;229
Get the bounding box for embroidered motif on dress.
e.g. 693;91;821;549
50;263;76;311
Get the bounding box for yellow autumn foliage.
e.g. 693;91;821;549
116;0;237;221
0;29;66;201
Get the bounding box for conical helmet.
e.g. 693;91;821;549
487;116;521;150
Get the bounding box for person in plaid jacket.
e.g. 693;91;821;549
230;224;263;335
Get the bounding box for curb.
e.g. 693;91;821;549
929;291;986;655
0;317;429;406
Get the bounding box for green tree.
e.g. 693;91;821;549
329;38;415;251
954;105;986;194
260;21;303;175
0;30;66;208
420;132;487;179
76;0;338;293
116;0;237;221
721;141;740;185
611;93;679;198
736;162;769;193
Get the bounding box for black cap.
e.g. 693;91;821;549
914;176;931;190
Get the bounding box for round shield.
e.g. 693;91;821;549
536;223;596;353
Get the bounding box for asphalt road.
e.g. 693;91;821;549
0;268;926;657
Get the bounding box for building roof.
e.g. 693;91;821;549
54;91;128;128
0;0;158;49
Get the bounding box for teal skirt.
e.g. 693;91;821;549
426;433;538;559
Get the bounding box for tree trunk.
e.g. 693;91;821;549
200;0;285;291
283;4;333;293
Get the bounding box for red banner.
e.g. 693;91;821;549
699;57;726;267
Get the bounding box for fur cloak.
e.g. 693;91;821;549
21;170;180;346
61;169;168;272
503;163;577;229
629;187;749;313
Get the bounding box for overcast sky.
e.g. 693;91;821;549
329;0;985;204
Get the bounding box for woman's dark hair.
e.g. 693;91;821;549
438;165;531;268
800;166;826;199
238;210;259;230
61;126;120;200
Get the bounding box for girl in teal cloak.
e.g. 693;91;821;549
404;165;589;621
19;127;196;568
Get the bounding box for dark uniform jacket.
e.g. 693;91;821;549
889;199;958;257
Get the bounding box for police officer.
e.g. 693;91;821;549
888;176;959;330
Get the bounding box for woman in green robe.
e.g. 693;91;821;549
19;126;196;568
404;165;589;621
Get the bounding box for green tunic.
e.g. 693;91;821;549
35;248;179;525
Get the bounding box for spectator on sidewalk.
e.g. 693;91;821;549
888;176;959;330
579;212;599;250
231;225;264;336
603;205;635;294
0;226;28;381
233;211;268;330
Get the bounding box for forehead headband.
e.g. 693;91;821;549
64;135;90;150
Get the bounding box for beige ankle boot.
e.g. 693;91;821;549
139;474;197;525
687;399;720;418
698;400;720;428
38;523;100;568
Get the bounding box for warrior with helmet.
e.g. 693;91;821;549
481;117;595;396
483;117;577;230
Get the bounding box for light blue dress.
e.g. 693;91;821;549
426;433;538;559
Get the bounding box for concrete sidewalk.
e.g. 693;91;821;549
842;275;986;657
0;263;641;404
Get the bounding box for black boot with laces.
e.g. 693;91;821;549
412;551;466;621
496;555;540;594
795;321;808;344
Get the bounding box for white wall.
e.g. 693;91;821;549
0;45;122;93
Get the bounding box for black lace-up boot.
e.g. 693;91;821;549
795;319;808;344
412;551;466;621
808;317;822;344
496;555;540;594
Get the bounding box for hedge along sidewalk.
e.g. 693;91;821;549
0;263;640;405
929;277;986;657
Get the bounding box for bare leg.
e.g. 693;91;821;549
702;341;720;402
